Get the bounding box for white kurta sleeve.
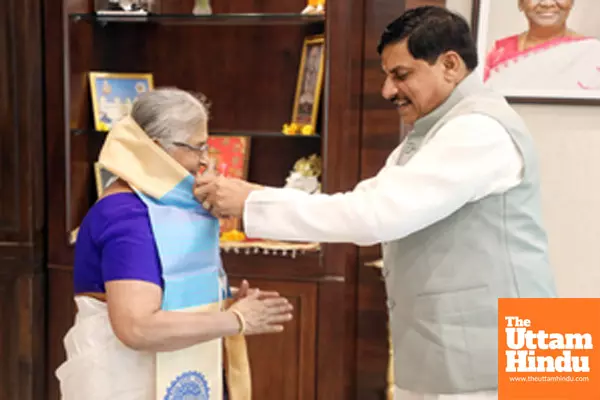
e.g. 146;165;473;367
243;114;523;246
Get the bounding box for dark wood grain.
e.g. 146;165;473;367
45;0;71;266
45;266;77;400
229;278;317;399
0;0;46;398
312;0;366;395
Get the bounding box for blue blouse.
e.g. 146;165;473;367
73;193;163;294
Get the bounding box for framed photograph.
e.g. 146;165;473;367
207;136;251;233
89;72;154;131
473;0;600;103
291;35;326;130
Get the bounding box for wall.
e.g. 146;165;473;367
448;0;600;297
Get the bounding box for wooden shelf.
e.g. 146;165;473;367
69;12;325;26
221;250;324;280
70;128;321;138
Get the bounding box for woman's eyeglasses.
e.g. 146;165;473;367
171;141;209;155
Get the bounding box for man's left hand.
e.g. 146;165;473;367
194;174;261;218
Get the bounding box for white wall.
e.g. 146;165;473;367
448;0;600;297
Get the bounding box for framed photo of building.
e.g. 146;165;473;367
291;35;326;130
473;0;600;103
89;72;154;131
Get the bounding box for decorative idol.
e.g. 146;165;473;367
193;0;213;15
284;154;322;194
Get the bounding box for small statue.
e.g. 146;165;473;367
105;0;151;12
193;0;213;15
284;154;322;194
301;0;325;15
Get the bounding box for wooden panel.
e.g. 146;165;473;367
355;266;389;399
45;0;71;266
46;266;77;400
0;0;46;399
0;0;45;244
0;273;45;400
229;277;317;399
0;3;18;234
313;0;366;396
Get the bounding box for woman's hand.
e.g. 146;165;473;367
228;287;293;335
232;279;280;302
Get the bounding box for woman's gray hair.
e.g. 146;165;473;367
130;87;210;148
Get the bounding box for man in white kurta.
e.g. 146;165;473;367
195;6;557;399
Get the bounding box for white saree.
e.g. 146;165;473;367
485;37;600;96
56;297;155;399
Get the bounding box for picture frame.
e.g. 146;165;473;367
89;72;154;131
93;162;116;197
291;35;326;131
472;0;600;104
207;135;251;233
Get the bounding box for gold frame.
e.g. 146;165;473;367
291;35;326;131
89;71;154;131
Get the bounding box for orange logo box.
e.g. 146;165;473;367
499;298;600;400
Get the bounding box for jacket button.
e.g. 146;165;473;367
387;299;396;310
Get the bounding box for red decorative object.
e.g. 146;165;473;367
207;136;250;233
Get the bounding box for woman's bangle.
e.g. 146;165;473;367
230;309;246;335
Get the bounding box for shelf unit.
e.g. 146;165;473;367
69;12;326;25
43;0;414;398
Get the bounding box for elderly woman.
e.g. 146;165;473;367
484;0;600;91
56;88;293;399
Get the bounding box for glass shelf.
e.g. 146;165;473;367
69;12;325;26
70;128;321;138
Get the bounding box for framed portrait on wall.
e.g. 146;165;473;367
291;35;326;131
207;135;251;233
89;72;154;131
473;0;600;103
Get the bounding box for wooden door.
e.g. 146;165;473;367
0;0;46;399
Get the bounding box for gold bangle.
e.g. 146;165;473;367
230;309;246;335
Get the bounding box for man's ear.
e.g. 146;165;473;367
440;51;464;82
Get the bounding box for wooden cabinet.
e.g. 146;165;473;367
229;278;317;399
39;0;446;398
